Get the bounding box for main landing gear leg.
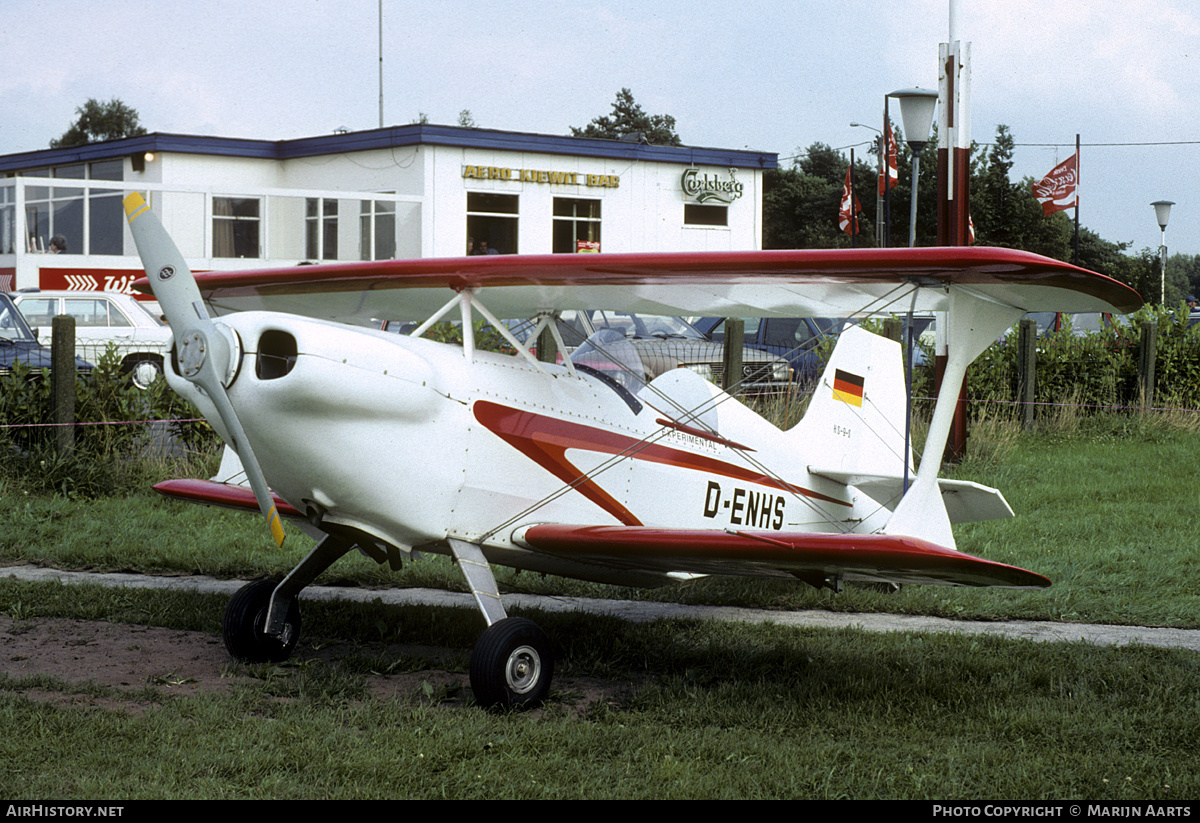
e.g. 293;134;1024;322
223;534;356;664
449;538;554;710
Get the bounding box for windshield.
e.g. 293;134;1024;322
0;298;36;342
570;328;647;392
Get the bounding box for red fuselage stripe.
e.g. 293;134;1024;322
472;400;850;525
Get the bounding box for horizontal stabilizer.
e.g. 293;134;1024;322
516;524;1049;589
808;470;1013;525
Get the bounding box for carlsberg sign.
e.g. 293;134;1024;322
681;168;744;204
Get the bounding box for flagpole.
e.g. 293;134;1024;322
1073;133;1080;265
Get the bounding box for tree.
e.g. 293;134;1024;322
569;88;682;146
457;109;478;128
50;98;147;148
764;143;877;249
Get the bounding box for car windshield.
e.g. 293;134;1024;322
0;299;36;342
586;312;705;340
1062;313;1109;333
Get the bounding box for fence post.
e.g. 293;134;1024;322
721;318;744;394
1138;320;1157;410
1017;318;1037;429
50;314;76;459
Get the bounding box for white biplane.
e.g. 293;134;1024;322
123;193;1140;709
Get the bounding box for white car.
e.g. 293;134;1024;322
12;290;172;388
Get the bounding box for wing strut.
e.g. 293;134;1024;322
409;288;549;372
886;288;1023;548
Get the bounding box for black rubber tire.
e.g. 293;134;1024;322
222;579;300;663
469;617;554;710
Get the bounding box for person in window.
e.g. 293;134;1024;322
48;235;67;253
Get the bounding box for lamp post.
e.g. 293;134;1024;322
888;88;938;247
851;122;883;245
1151;201;1174;305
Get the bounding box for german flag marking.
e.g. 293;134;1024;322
832;368;865;407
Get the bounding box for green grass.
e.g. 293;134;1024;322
1;579;1198;799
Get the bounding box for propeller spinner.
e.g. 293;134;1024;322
123;193;286;547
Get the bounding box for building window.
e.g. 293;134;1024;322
306;198;338;260
684;204;728;227
466;192;518;255
15;162;126;255
213;197;260;258
88;160;124;256
552;198;601;253
1;183;14;254
360;199;396;261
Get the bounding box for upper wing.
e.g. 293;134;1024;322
517;523;1050;589
143;247;1142;325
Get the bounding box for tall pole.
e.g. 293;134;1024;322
849;148;856;248
378;0;384;128
882;96;892;247
908;152;922;248
937;0;972;461
1073;134;1081;265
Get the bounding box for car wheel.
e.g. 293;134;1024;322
126;357;164;389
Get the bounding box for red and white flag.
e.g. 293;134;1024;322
839;166;861;235
878;124;898;197
1032;154;1078;216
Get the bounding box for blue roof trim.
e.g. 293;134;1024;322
0;125;777;172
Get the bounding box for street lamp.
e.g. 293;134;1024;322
888;88;938;247
1151;200;1174;304
851;122;884;245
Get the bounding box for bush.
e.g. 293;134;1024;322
0;344;220;496
910;304;1200;421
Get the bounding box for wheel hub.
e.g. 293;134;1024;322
505;645;542;694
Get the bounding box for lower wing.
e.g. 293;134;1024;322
515;524;1049;589
154;480;1047;589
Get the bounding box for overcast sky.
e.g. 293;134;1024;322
3;0;1198;257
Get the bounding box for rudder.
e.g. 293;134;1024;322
790;324;912;481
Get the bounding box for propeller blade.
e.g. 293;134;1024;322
123;193;286;547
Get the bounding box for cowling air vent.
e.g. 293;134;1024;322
256;330;298;380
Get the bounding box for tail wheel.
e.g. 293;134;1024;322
223;579;300;663
469;617;553;710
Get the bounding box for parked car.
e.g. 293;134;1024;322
384;311;793;392
691;316;846;385
694;315;936;386
0;293;92;376
12;290;171;388
512;311;794;393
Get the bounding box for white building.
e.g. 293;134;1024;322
0;125;777;294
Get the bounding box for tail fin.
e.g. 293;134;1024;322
791;325;913;486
